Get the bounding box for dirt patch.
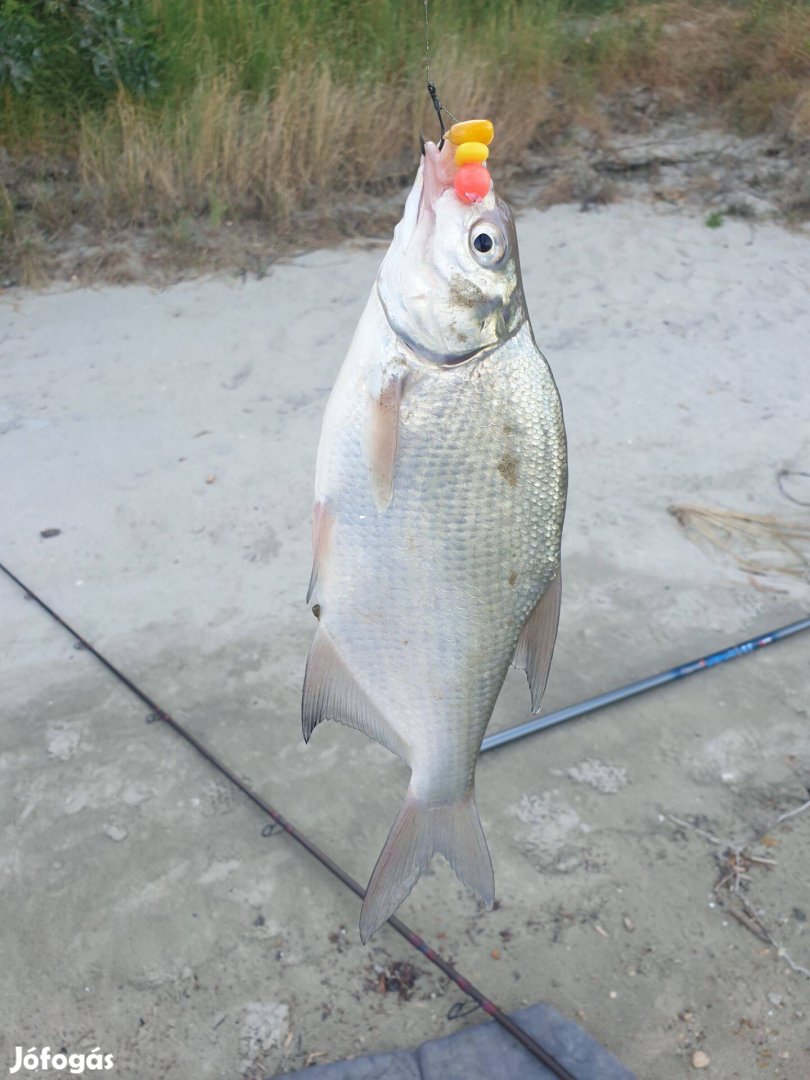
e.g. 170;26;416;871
497;451;519;488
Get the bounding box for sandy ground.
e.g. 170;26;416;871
1;199;809;1080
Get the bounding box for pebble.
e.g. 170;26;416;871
103;823;128;842
691;1050;710;1069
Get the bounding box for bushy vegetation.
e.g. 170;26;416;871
0;1;160;113
1;1;809;281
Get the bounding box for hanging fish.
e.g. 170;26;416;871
303;120;567;942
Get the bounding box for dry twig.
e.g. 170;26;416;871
777;798;810;824
666;801;810;978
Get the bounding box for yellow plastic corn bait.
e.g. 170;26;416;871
454;141;489;167
448;119;495;147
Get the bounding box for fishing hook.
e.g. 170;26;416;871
427;81;446;149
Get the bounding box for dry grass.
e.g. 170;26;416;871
645;2;810;132
76;57;557;231
61;2;810;230
670;504;810;579
2;1;810;284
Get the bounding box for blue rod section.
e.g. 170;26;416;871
481;615;810;753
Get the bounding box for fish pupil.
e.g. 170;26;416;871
473;233;493;253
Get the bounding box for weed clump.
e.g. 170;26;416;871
1;1;809;282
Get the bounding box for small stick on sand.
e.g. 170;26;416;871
736;897;810;979
776;798;810;824
727;907;770;944
667;814;724;846
666;809;810;979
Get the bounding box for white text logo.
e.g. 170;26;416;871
9;1047;114;1074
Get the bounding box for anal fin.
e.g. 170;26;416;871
306;497;333;605
513;571;562;712
302;625;408;761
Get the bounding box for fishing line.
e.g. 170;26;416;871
422;0;457;149
777;468;810;507
1;558;577;1080
424;0;431;84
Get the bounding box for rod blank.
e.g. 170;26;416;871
481;616;810;753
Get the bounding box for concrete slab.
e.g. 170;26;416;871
278;1004;635;1079
1;202;809;1079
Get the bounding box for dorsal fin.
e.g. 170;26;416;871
513;572;561;712
302;625;408;762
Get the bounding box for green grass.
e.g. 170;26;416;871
2;1;809;282
0;0;675;145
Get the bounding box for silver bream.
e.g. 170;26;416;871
303;138;567;942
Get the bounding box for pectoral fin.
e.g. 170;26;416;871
513;571;562;712
367;361;406;512
302;625;408;761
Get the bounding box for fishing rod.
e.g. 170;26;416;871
9;554;804;1075
1;559;578;1080
481;616;810;753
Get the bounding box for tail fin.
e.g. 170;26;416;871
359;789;494;943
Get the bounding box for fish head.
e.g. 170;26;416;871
377;139;527;367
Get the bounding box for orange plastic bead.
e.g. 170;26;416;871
454;162;491;204
454;141;489;166
448;119;495;146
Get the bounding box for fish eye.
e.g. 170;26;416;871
469;222;507;267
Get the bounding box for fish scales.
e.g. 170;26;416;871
304;137;567;941
317;318;563;781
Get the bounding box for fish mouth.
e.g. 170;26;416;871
416;140;456;226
